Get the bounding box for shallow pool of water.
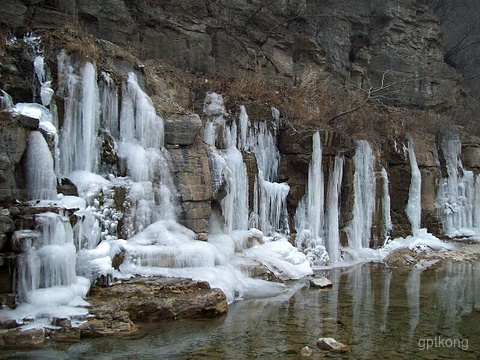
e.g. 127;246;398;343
3;261;479;359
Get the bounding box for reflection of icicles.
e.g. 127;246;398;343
435;262;479;335
381;167;392;242
346;264;374;356
380;267;392;333
406;267;422;342
25;131;57;200
406;136;421;233
347;140;376;250
325;156;344;263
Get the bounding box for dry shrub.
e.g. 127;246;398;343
43;23;99;63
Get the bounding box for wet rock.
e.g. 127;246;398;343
0;214;15;251
49;327;81;342
57;177;79;197
301;345;313;357
81;277;227;337
0;328;46;348
309;277;333;289
0;317;19;329
316;337;349;353
51;317;71;328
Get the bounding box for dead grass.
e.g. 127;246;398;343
43;23;99;63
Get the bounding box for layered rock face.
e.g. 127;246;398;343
0;0;464;109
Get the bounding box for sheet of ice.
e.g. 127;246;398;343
202;92;227;146
382;228;455;253
119;262;285;304
243;236;313;280
120;72;164;149
67;170;112;202
122;220;220;268
0;277;90;325
25;131;57;200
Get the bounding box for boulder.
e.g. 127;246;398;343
301;345;313;357
80;277;227;337
0;328;46;348
316;337;349;353
164;113;203;146
309;277;333;289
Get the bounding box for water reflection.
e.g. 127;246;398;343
3;261;480;359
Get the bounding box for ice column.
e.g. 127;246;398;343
348;140;376;249
203;92;226;147
58;52;100;174
117;72;176;237
295;132;329;265
249;120;289;234
381;167;392;241
15;212;77;301
406;136;422;233
100;71;119;139
436;137;480;236
325;156;344;263
25;131;57;200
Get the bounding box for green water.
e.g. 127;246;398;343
2;261;479;359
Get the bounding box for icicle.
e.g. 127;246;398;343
406;136;421;233
100;71;119;139
294;131;328;265
381;167;392;241
325;155;344;263
33;55;54;106
15;212;77;302
119;72;164;149
203;92;226;147
238;105;249;150
58;53;100;174
222;147;249;233
435;136;480;236
25;131;57;200
348;140;376;250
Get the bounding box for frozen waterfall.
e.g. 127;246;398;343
347;140;376;250
436;136;480;236
295;131;329;266
406;136;422;232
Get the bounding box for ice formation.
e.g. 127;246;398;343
3;46;476;330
